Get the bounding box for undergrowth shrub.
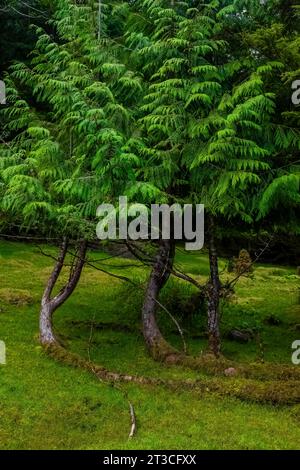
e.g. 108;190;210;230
234;249;253;277
221;303;263;334
115;277;206;337
159;279;205;334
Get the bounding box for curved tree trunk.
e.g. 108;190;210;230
207;218;221;357
142;239;177;360
40;240;87;346
40;301;58;345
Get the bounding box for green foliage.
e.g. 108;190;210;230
0;0;142;238
0;0;299;240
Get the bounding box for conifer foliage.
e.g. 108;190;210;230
0;1;299;357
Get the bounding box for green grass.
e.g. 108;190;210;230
1;240;300;449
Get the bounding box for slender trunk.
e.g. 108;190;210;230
40;240;87;346
207;218;221;357
40;239;68;345
142;239;176;359
40;301;57;345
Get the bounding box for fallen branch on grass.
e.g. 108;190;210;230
128;402;136;439
87;314;137;440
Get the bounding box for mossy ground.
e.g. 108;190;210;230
0;240;300;449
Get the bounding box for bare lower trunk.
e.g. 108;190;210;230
40;240;87;346
142;239;176;359
40;302;57;345
207;218;221;357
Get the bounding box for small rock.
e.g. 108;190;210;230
224;367;238;377
228;329;252;343
165;354;179;365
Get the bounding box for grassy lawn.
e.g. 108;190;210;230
1;240;300;449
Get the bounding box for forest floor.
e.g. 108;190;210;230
1;240;300;450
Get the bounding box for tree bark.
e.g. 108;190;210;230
207;218;221;357
142;239;177;360
40;240;87;346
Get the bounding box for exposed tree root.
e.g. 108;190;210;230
44;343;300;406
151;350;300;382
67;313;300;382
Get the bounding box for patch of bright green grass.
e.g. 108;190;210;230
1;240;300;449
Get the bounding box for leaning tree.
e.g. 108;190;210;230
0;0;143;345
123;0;287;358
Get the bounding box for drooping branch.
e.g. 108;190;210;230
125;241;155;265
37;237;199;357
65;243;187;352
171;266;205;291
